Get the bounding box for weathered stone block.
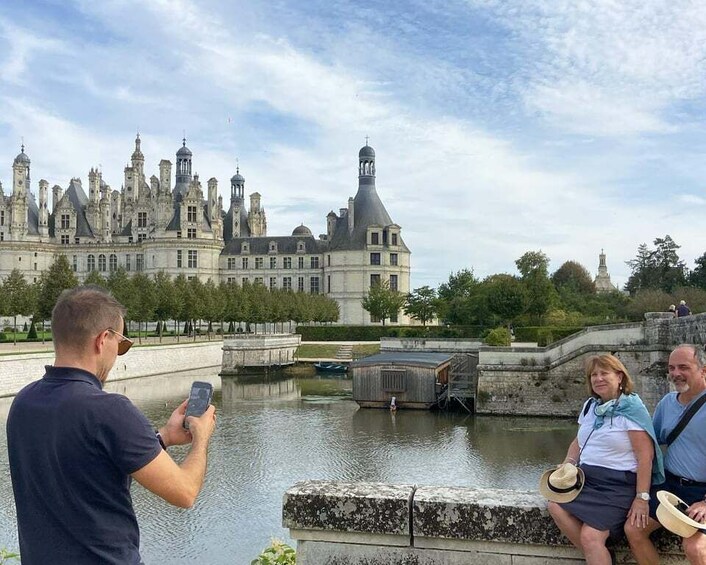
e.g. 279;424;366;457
413;488;563;545
283;480;413;536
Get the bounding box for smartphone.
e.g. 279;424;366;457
183;381;214;429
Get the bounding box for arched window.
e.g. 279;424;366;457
109;254;118;272
87;255;95;272
98;254;107;272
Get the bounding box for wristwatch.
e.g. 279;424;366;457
636;492;651;501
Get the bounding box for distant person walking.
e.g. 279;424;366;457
677;300;692;318
7;285;217;565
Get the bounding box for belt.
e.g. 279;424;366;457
666;471;706;488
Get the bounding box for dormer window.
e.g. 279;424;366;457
241;242;250;254
297;242;305;253
371;232;379;245
269;241;277;253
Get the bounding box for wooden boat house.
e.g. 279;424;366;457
351;352;453;409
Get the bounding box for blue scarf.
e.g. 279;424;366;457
590;393;665;484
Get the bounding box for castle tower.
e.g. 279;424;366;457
52;184;63;213
100;182;112;242
10;145;30;239
231;167;244;203
174;138;193;202
87;168;102;237
594;249;618;293
248;192;266;236
38;179;49;237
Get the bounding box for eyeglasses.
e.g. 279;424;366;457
107;328;133;356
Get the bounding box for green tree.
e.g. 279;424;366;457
437;269;478;325
131;273;157;343
404;286;438;326
689;252;706;290
361;279;406;326
153;271;178;341
484;274;528;327
83;270;108;287
172;275;189;341
2;269;34;344
625;236;687;294
106;267;133;333
625;289;672;320
515;250;555;323
551;261;595;295
35;255;79;322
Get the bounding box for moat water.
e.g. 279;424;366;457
0;370;577;564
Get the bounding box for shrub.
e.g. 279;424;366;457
27;321;38;340
251;539;295;565
485;327;511;346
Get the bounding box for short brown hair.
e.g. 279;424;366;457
584;354;634;397
51;285;126;353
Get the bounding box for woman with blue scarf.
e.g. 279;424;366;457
547;355;664;565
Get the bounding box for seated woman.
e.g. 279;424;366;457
546;354;664;565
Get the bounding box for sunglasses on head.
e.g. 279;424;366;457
107;328;133;356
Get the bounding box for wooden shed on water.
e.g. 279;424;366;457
351;352;453;409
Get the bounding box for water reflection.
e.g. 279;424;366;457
0;370;575;564
221;374;300;405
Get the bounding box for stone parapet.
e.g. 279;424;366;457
0;341;223;398
283;481;687;564
381;337;483;353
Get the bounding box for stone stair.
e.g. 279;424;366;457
335;345;353;361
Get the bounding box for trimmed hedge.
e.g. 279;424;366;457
295;325;488;341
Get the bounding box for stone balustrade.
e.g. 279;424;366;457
283;481;687;564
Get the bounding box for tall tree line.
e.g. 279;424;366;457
0;256;339;341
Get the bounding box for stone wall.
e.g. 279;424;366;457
381;337;483;353
283;481;686;564
474;317;694;417
0;341;223;398
221;333;301;373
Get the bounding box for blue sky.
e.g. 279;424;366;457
2;0;706;289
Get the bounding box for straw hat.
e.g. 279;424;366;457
656;490;706;538
539;463;585;503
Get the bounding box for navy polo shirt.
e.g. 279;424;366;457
7;366;162;565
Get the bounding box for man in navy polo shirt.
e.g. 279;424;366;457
7;285;216;565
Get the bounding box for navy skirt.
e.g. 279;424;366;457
560;463;637;539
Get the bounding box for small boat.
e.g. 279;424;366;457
314;362;349;373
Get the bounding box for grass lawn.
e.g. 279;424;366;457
296;344;339;358
296;343;381;359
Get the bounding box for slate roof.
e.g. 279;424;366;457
222;203;251;241
350;352;453;369
222;235;326;256
327;183;409;252
63;179;95;238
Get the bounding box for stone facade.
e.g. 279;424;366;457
283;480;687;564
0;139;410;325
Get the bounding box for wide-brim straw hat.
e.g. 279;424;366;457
539;463;585;503
656;490;706;538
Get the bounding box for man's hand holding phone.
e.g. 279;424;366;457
185;404;216;444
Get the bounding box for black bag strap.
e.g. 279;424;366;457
666;393;706;446
583;397;595;417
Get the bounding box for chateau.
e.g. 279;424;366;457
0;137;411;325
